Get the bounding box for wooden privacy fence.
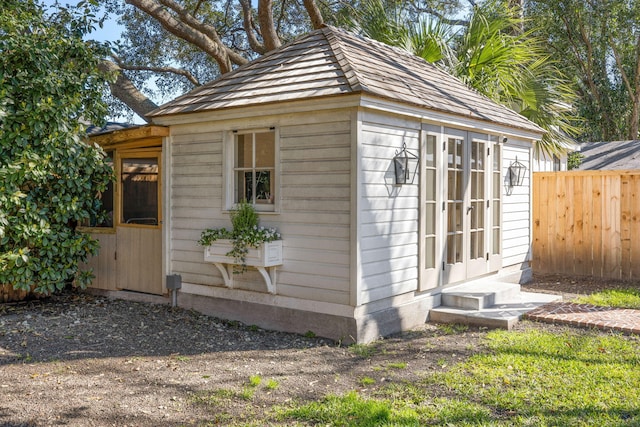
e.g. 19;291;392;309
533;171;640;280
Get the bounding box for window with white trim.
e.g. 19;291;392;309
231;129;276;211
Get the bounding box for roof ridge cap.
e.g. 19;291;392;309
320;26;364;93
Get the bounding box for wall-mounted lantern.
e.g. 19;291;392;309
393;143;419;185
507;157;527;188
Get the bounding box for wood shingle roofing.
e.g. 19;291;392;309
149;26;543;134
576;140;640;170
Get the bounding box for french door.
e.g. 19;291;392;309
421;126;501;288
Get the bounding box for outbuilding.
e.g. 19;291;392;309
83;26;545;343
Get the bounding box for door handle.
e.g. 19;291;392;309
467;206;474;213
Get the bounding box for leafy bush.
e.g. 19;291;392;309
0;1;113;294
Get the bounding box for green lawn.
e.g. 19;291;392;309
575;288;640;309
275;329;640;426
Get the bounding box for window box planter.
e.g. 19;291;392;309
204;239;283;293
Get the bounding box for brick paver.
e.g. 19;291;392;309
525;302;640;334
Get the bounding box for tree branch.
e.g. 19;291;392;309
258;0;281;50
98;60;158;122
239;0;267;54
303;0;324;30
126;0;237;73
111;55;201;86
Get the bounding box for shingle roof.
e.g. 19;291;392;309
149;26;543;134
576;140;640;170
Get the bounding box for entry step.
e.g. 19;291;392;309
430;280;561;330
441;281;521;310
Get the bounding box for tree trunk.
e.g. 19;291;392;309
0;284;42;303
99;60;159;123
303;0;324;29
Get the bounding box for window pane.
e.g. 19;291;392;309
425;135;436;167
455;171;463;200
455;234;463;263
471;142;477;169
234;130;276;208
236;170;249;203
493;172;501;196
425;202;435;235
236;134;251;168
448;170;456;199
255;170;273;203
426;169;436;200
121;158;158;225
471;171;478;199
470;232;477;259
447;202;456;232
447;139;455;167
447;235;455;264
425;236;435;269
476;201;484;227
255;132;275;168
477;142;485;169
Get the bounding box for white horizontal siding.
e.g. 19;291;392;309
277;115;352;302
358;113;421;304
502;142;532;268
169;111;353;305
169;131;224;287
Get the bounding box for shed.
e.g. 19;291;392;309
83;26;545;343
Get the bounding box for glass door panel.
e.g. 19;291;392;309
469;140;485;261
121;157;159;226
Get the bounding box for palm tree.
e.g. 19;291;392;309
341;0;578;156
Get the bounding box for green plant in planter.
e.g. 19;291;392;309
198;202;280;272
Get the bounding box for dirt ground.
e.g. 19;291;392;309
0;274;637;427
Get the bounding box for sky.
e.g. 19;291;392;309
41;0;123;43
41;1;151;123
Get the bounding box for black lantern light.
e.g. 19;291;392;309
393;143;419;185
507;157;527;187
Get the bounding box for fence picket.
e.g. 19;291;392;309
533;171;640;280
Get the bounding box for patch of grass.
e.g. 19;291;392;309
574;288;640;309
265;378;279;390
276;329;640;426
276;391;399;426
304;330;316;338
386;362;407;369
425;330;640;425
189;388;236;406
248;375;262;387
359;376;376;386
239;388;255;401
349;343;378;358
437;323;469;335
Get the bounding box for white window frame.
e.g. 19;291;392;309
224;127;279;212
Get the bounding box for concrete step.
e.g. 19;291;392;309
441;281;521;310
430;288;561;330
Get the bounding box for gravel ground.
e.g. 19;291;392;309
0;274;635;426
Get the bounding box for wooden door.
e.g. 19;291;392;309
115;150;163;294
